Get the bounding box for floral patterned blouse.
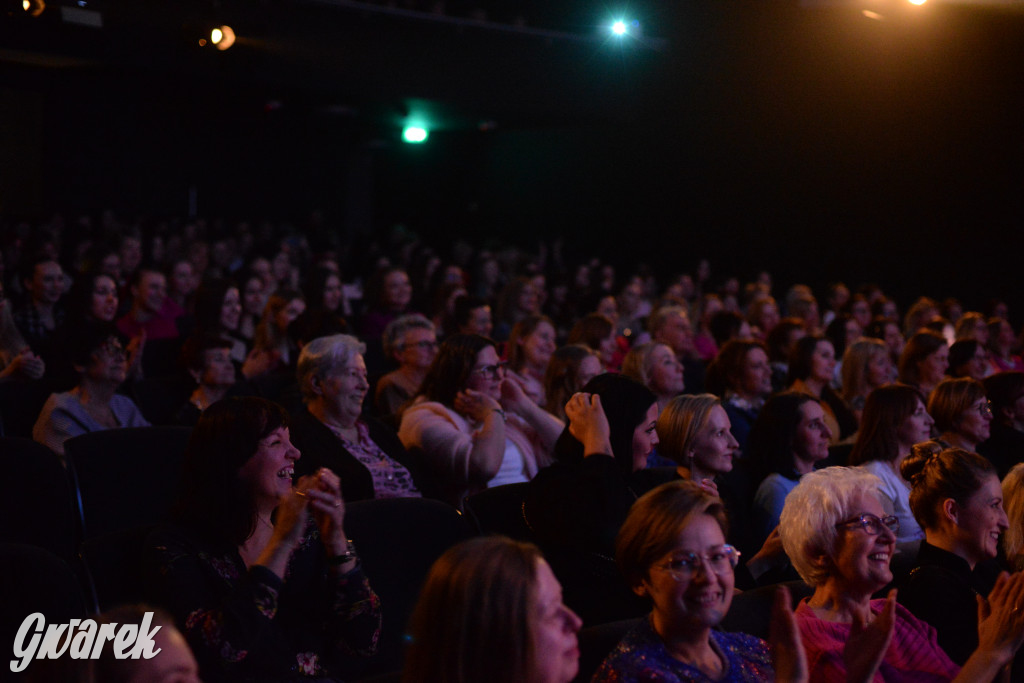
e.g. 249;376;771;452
146;517;381;682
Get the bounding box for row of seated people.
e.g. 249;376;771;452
11;377;1024;682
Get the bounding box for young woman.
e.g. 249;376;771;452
787;336;856;444
403;536;582;683
898;446;1010;664
506;314;558;407
621;342;686;413
840;337;893;424
542;344;602;422
899;330;949;398
847;384;933;543
927;377;992;453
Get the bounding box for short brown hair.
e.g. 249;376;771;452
927;377;986;433
615;480;727;590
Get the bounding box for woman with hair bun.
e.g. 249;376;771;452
898;444;1009;665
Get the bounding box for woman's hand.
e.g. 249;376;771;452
696;478;719;497
241;348;280;380
454;388;502;423
976;571;1024;662
564;393;613;457
769;585;807;683
844;589;896;683
1;348;45;381
300;469;349;557
125;333;145;379
499;376;532;416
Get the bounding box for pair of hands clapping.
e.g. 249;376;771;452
268;468;349;568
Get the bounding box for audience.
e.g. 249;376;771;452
9;213;1024;681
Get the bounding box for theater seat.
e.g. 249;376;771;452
64;426;192;541
462;482;534;540
338;497;473;680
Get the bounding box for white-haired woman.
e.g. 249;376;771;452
374;313;437;419
290;334;422;502
779;466;1024;682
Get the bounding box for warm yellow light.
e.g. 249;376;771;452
21;0;45;16
210;25;235;51
862;9;884;19
22;0;29;10
908;0;926;5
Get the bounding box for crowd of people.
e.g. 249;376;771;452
6;211;1024;681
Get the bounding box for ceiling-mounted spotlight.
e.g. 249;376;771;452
13;0;44;17
210;25;235;50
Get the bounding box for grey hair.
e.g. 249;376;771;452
297;334;366;402
779;467;885;587
382;313;435;359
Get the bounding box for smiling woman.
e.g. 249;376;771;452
146;397;382;683
780;466;1024;682
290;333;423;501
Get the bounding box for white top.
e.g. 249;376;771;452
488;439;528;488
860;459;924;543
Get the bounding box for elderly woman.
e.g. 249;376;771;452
898;330;949;397
847;384;933;543
290;334;421;501
146;397;381;682
592;480;805;682
506;314;558;407
780;466;1024;682
174;335;241;425
747;392;832;550
1002;463;1024;571
33;324;149;458
840;337;894;424
622;342;685;413
403;536;582;683
398;334;562;507
898;446;1010;665
374;314;437;419
928;377;992;452
705;339;774;456
542;344;602;422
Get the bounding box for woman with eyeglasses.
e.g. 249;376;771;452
398;334;562;507
927;377;993;453
593;480;807;682
780;466;1024;682
32;323;149;458
897;445;1012;665
374;314;438;420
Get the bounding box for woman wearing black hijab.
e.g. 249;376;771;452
525;373;673;624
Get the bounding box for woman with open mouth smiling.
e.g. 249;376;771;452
780;466;1024;682
898;445;1011;666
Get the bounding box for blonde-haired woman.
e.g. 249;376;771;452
656;394;738;487
840;337;893;424
621;342;684;412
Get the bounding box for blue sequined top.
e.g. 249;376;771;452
591;616;773;682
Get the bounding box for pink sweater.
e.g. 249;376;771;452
795;599;960;682
397;400;550;506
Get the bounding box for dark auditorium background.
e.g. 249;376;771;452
2;0;1023;309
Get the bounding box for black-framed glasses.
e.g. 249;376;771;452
654;545;741;582
835;514;899;536
472;361;507;380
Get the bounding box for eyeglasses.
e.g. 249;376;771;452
654;545;741;582
976;401;994;418
472;361;507;380
402;340;438;351
835;514;899;536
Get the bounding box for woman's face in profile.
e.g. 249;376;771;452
866;350;893;389
919;346;949;385
528;559;582;683
631;402;660;471
690;405;738;477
